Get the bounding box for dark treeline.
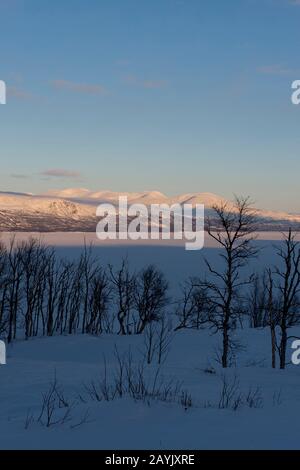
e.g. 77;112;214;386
0;237;170;342
0;197;300;371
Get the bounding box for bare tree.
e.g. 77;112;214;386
175;279;210;331
67;259;84;335
143;322;157;364
200;196;258;368
248;273;267;328
109;260;136;335
264;268;277;369
20;239;49;338
0;241;8;335
156;312;173;365
134;265;168;334
274;229;300;369
53;260;74;335
6;237;24;343
86;269;111;335
80;243;99;334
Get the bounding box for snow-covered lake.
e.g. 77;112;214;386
0;231;287;289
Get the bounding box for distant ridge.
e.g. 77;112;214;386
0;190;299;232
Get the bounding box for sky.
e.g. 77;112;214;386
0;0;300;212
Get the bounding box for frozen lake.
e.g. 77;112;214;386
0;231;289;291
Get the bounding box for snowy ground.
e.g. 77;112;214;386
0;234;299;450
1;328;300;450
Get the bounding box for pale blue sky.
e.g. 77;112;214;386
0;0;300;211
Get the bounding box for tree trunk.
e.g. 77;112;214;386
222;327;229;368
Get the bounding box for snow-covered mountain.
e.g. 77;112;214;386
0;190;299;232
0;191;96;232
44;188;225;206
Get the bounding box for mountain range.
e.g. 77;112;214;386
0;189;299;232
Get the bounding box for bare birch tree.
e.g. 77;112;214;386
274;229;300;369
200;196;258;368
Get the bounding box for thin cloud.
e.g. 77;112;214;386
123;75;168;89
7;86;32;100
257;64;297;76
289;0;300;5
51;79;108;96
10;173;29;179
40;169;82;179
